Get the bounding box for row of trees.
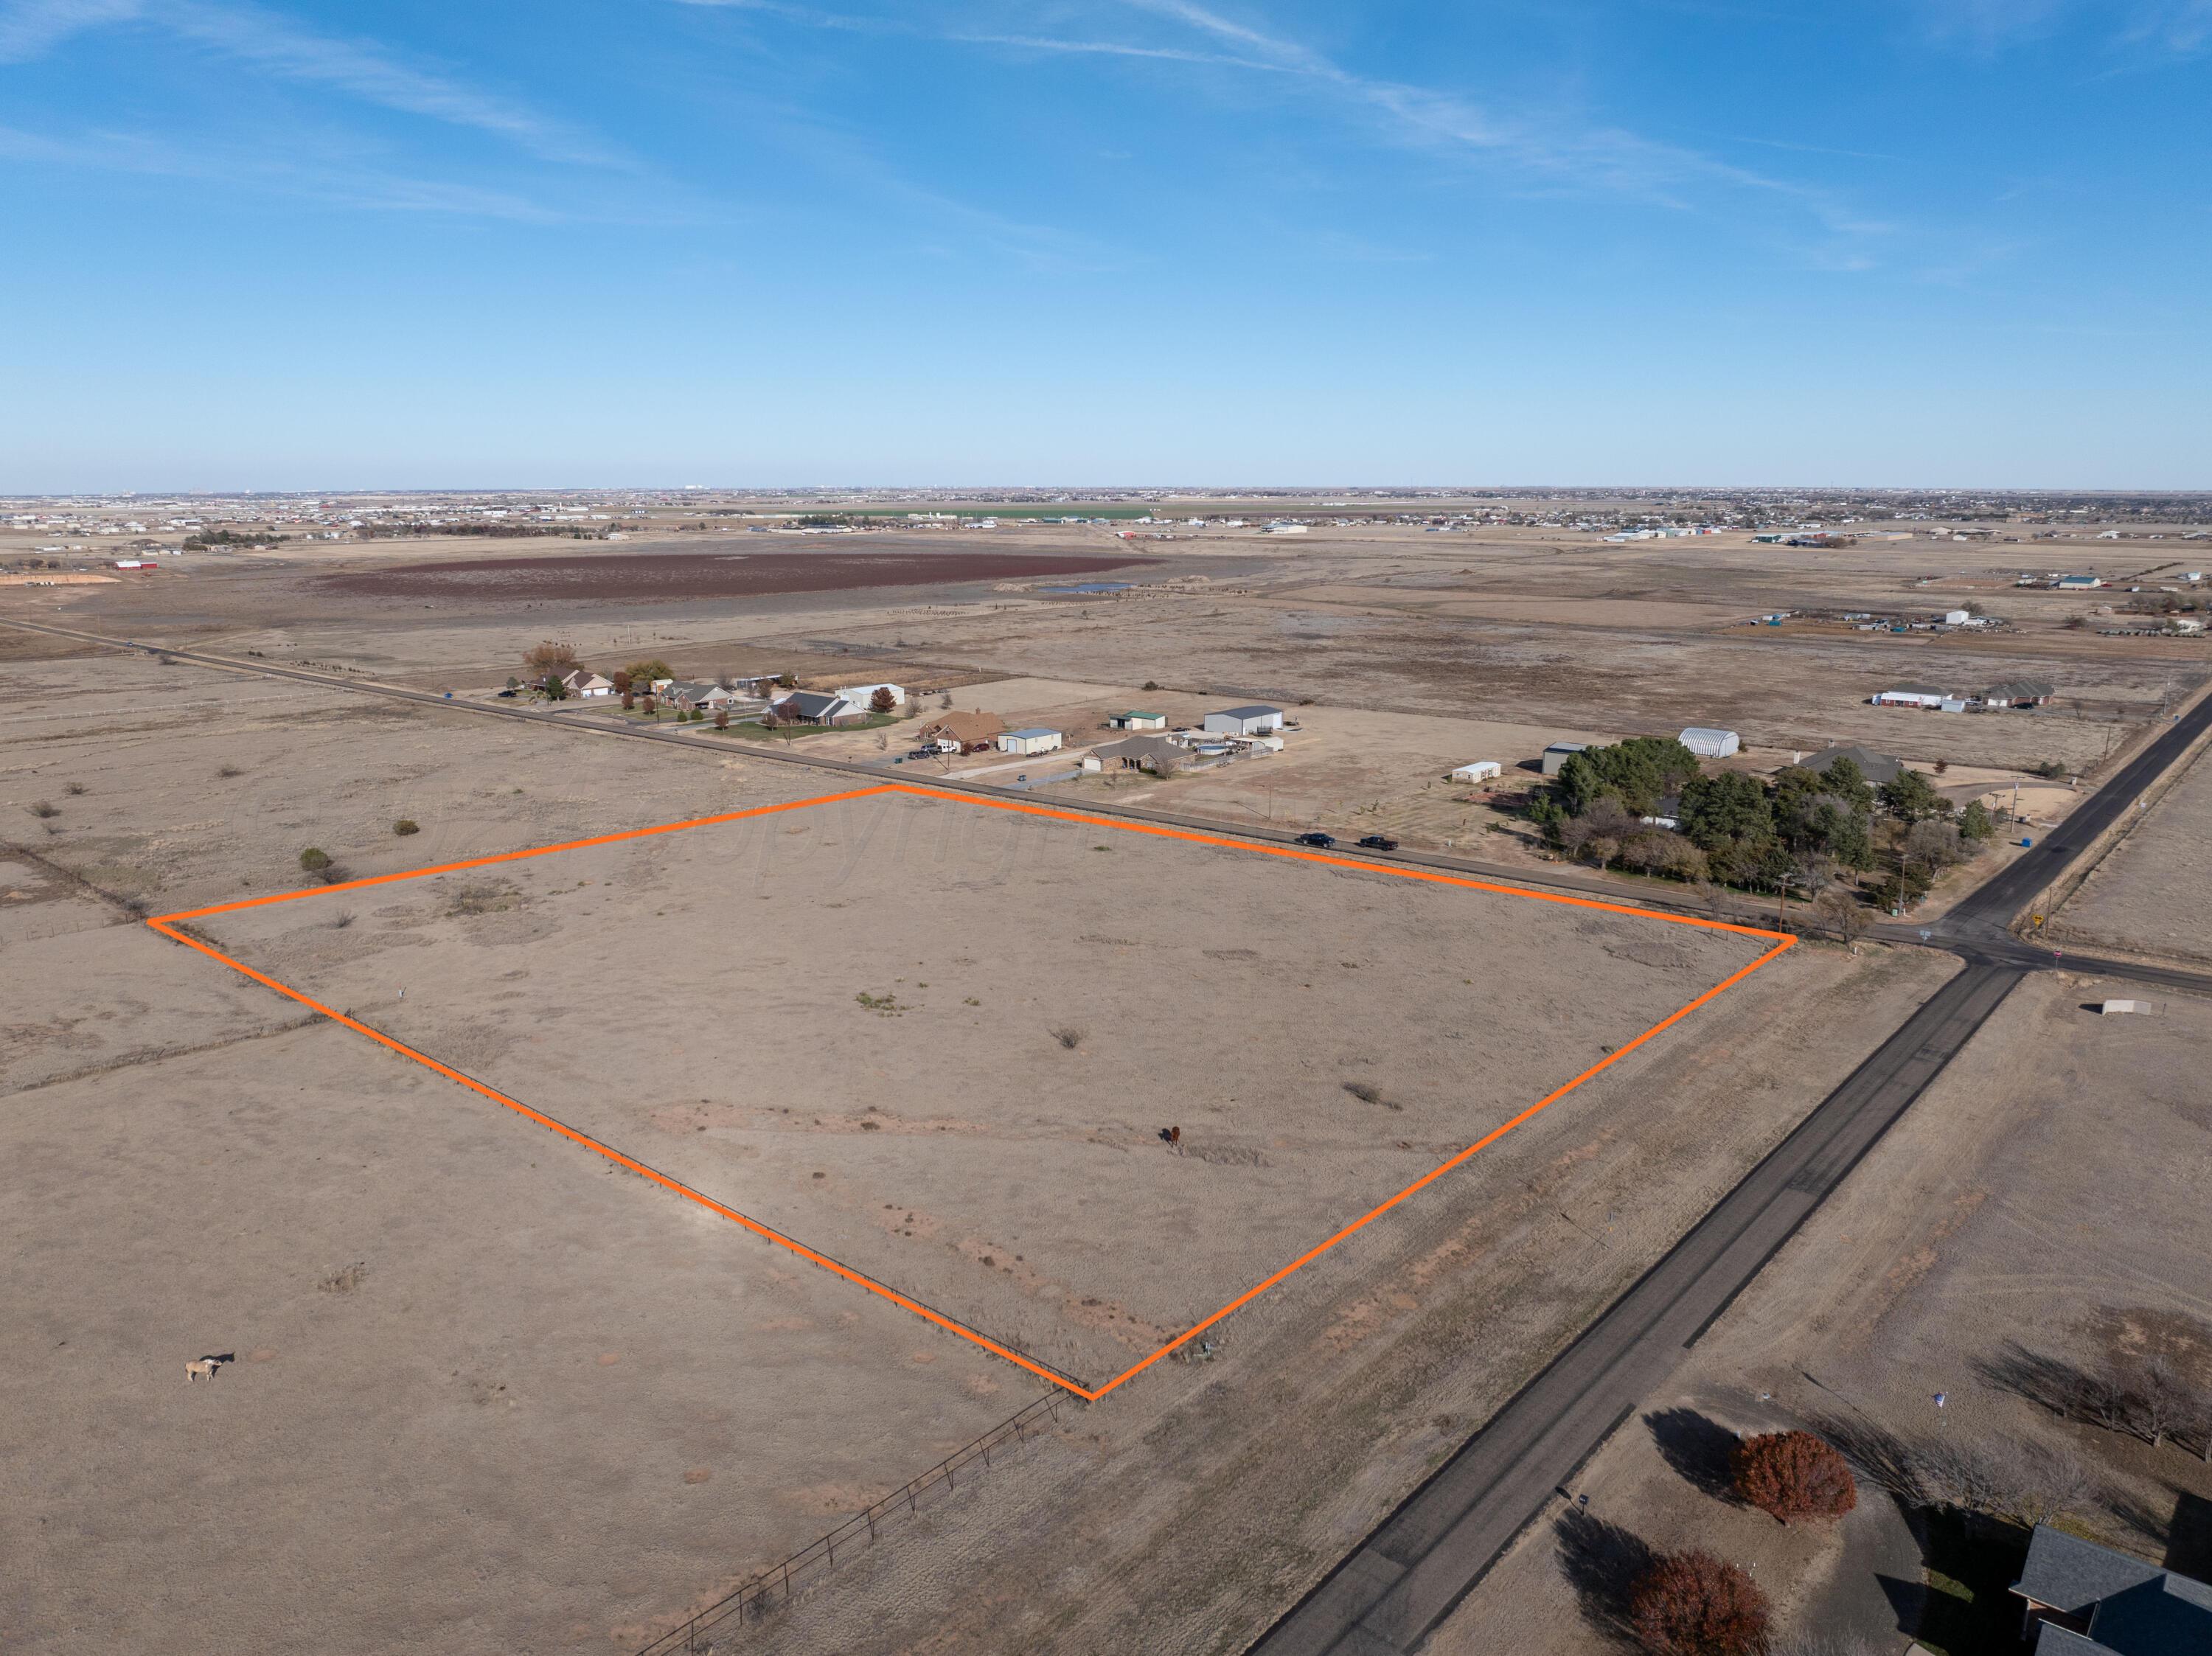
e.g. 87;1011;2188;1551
1530;736;1996;911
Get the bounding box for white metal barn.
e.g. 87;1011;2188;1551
998;727;1064;756
1202;705;1284;737
1450;761;1503;783
835;681;906;708
1872;684;1952;709
1678;727;1742;759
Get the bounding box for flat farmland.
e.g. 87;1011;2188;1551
181;788;1779;1391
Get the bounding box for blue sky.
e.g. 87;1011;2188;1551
1;0;2205;490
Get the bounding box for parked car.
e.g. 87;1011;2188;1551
1357;835;1400;852
1293;831;1335;848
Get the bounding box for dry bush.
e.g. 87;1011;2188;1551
1627;1548;1772;1656
1342;1079;1402;1110
319;1261;369;1294
448;883;518;917
216;764;245;779
330;911;355;930
1731;1431;1858;1523
27;799;58;818
1050;1026;1087;1050
63;781;86;796
392;818;420;836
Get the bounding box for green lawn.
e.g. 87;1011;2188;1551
717;713;901;740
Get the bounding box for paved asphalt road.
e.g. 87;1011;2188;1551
1249;961;2025;1655
7;613;2212;1656
1248;684;2212;1655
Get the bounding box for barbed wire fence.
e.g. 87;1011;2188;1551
633;1388;1076;1655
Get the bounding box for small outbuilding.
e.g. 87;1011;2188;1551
1108;711;1167;730
998;727;1064;756
1679;726;1742;759
1540;741;1588;777
1203;704;1284;737
835;681;906;708
1873;683;1955;709
1450;761;1503;783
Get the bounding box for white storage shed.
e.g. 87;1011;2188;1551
1679;727;1742;759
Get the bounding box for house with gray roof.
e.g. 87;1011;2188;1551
771;689;860;725
1983;677;2057;707
1796;745;1903;787
2011;1522;2212;1654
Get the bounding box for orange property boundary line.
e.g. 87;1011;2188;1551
148;782;1794;1402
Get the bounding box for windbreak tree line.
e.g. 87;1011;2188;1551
1529;738;1993;908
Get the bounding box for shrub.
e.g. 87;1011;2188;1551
393;818;420;836
1050;1026;1086;1050
1627;1549;1772;1656
1731;1430;1857;1523
1343;1080;1401;1110
299;847;331;872
27;799;58;818
63;781;86;796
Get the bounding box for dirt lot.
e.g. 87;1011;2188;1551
2049;729;2212;964
1429;969;2212;1654
184;787;1774;1390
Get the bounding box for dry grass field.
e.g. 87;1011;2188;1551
2048;731;2212;964
182;787;1775;1391
3;509;2202;1655
0;623;1953;1655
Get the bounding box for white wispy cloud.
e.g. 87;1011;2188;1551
684;0;1888;243
1117;0;1875;226
0;0;139;62
675;0;1280;69
2124;0;2212;52
0;119;568;218
0;0;615;164
163;1;618;165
